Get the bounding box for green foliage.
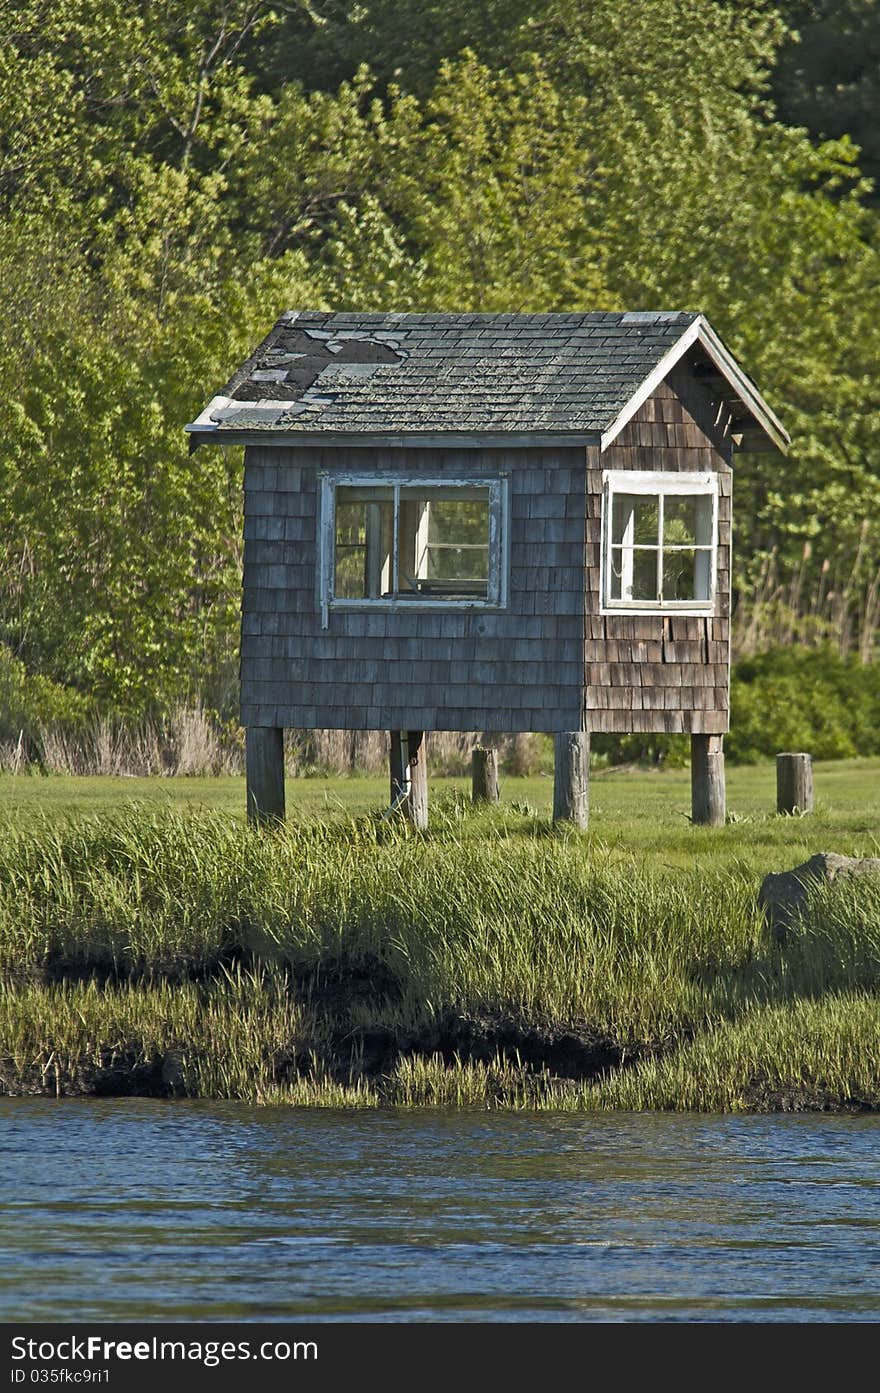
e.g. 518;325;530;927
591;733;689;769
0;0;878;712
0;646;91;746
728;645;880;762
233;54;605;309
773;0;880;202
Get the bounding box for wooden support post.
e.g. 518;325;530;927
246;727;285;825
777;752;813;815
553;731;589;827
389;729;408;809
471;746;499;803
389;730;428;830
691;733;725;826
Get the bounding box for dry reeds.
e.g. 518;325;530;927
29;705;243;777
283;729;545;778
0;718;547;779
733;529;880;664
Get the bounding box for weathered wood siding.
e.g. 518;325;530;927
240;360;732;735
240;445;586;733
585;364;732;734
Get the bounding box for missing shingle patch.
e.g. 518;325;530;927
234;328;407;405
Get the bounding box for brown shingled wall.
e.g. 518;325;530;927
584;363;732;735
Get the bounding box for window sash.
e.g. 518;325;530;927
320;474;507;622
601;471;718;612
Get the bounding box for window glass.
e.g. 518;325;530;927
604;475;716;610
403;490;489;597
611;493;658;545
662;549;697;601
334;486;393;599
631;549;659;601
664;494;712;547
330;481;496;604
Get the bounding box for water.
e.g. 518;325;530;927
2;1099;880;1322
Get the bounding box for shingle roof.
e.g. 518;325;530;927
190;309;702;438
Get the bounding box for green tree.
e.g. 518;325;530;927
772;0;880;201
2;0;880;716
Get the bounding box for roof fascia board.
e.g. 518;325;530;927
599;318;703;451
186;428;603;450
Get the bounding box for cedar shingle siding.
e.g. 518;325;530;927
241;444;587;733
584;365;732;735
240;367;731;735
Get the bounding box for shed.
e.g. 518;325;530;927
187;310;789;827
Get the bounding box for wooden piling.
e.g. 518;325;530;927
246;726;285;825
691;733;725;826
777;752;813;815
389;729;428;829
471;746;500;803
553;731;589;827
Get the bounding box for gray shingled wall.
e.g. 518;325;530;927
240;444;587;733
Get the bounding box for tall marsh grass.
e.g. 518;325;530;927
594;993;880;1112
1;806;879;1109
0;807;764;1039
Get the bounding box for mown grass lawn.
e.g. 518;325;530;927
1;756;877;876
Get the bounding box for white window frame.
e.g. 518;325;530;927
319;472;509;623
600;469;718;616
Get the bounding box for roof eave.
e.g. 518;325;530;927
185;426;604;450
695;318;790;454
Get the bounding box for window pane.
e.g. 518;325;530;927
660;547;714;601
401;490;490;598
662;549;697;601
334;487;393;598
428;498;488;546
610;546;658;601
331;481;498;605
612;493;659;545
334;545;366;599
664;494;712;546
631;549;658;600
694;548;712;601
426;545;489;583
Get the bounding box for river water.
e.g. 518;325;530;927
2;1099;879;1322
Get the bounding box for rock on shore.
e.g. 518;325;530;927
759;852;880;940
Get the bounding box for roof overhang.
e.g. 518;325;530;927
599;315;790;454
187;428;603;451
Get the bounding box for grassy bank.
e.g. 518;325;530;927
1;764;878;1112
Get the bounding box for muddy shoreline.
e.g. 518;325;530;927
4;951;877;1112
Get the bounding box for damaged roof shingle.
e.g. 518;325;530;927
188;309;702;438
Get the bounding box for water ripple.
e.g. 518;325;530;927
2;1100;880;1321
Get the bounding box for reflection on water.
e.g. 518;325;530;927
2;1100;880;1322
